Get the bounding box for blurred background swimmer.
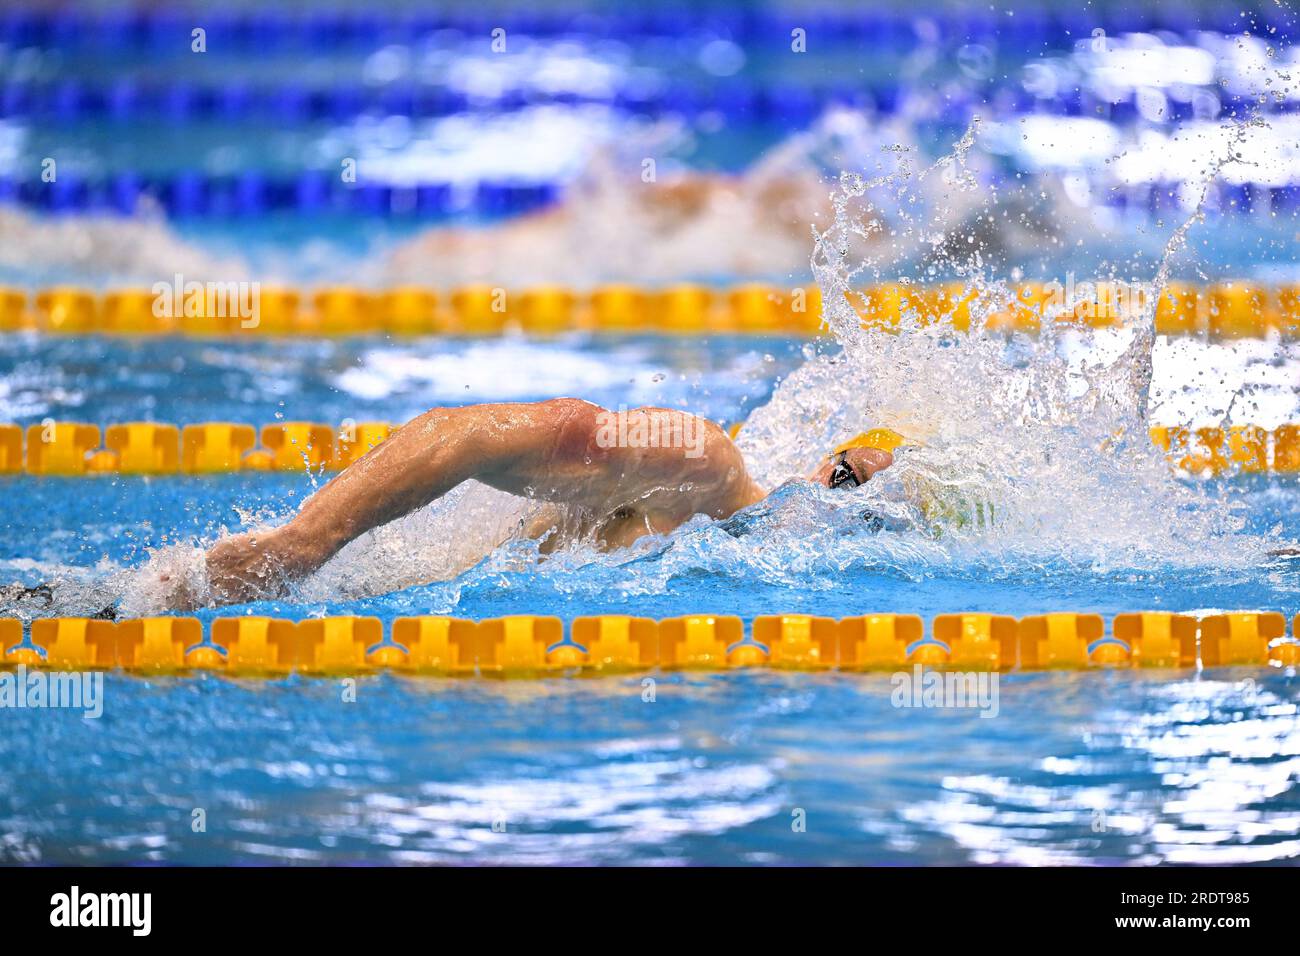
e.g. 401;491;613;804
381;110;1073;286
0;109;1073;289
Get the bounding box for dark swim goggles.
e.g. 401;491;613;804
828;451;862;489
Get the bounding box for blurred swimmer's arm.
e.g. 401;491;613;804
202;399;606;604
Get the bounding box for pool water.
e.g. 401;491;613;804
2;667;1296;865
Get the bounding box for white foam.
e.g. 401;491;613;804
334;338;652;403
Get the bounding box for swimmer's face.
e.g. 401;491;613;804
812;447;894;490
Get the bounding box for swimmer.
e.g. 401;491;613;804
194;399;894;606
383;164;840;287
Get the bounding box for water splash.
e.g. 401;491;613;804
0;204;249;288
736;116;1279;574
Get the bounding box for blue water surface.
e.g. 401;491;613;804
1;667;1296;865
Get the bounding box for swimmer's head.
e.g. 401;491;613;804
814;446;894;489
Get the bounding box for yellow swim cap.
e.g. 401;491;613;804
834;428;913;455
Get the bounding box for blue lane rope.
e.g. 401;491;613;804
0;173;560;218
2;6;1287;49
4;172;1295;219
0;75;1276;126
3;78;925;123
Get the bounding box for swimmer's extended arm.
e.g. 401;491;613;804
202;399;601;604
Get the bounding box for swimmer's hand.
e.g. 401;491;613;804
202;529;307;606
0;582;54;609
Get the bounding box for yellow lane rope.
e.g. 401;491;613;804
1;611;1295;676
2;281;1297;337
1;420;1296;476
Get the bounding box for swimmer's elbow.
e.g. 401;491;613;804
536;396;602;417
